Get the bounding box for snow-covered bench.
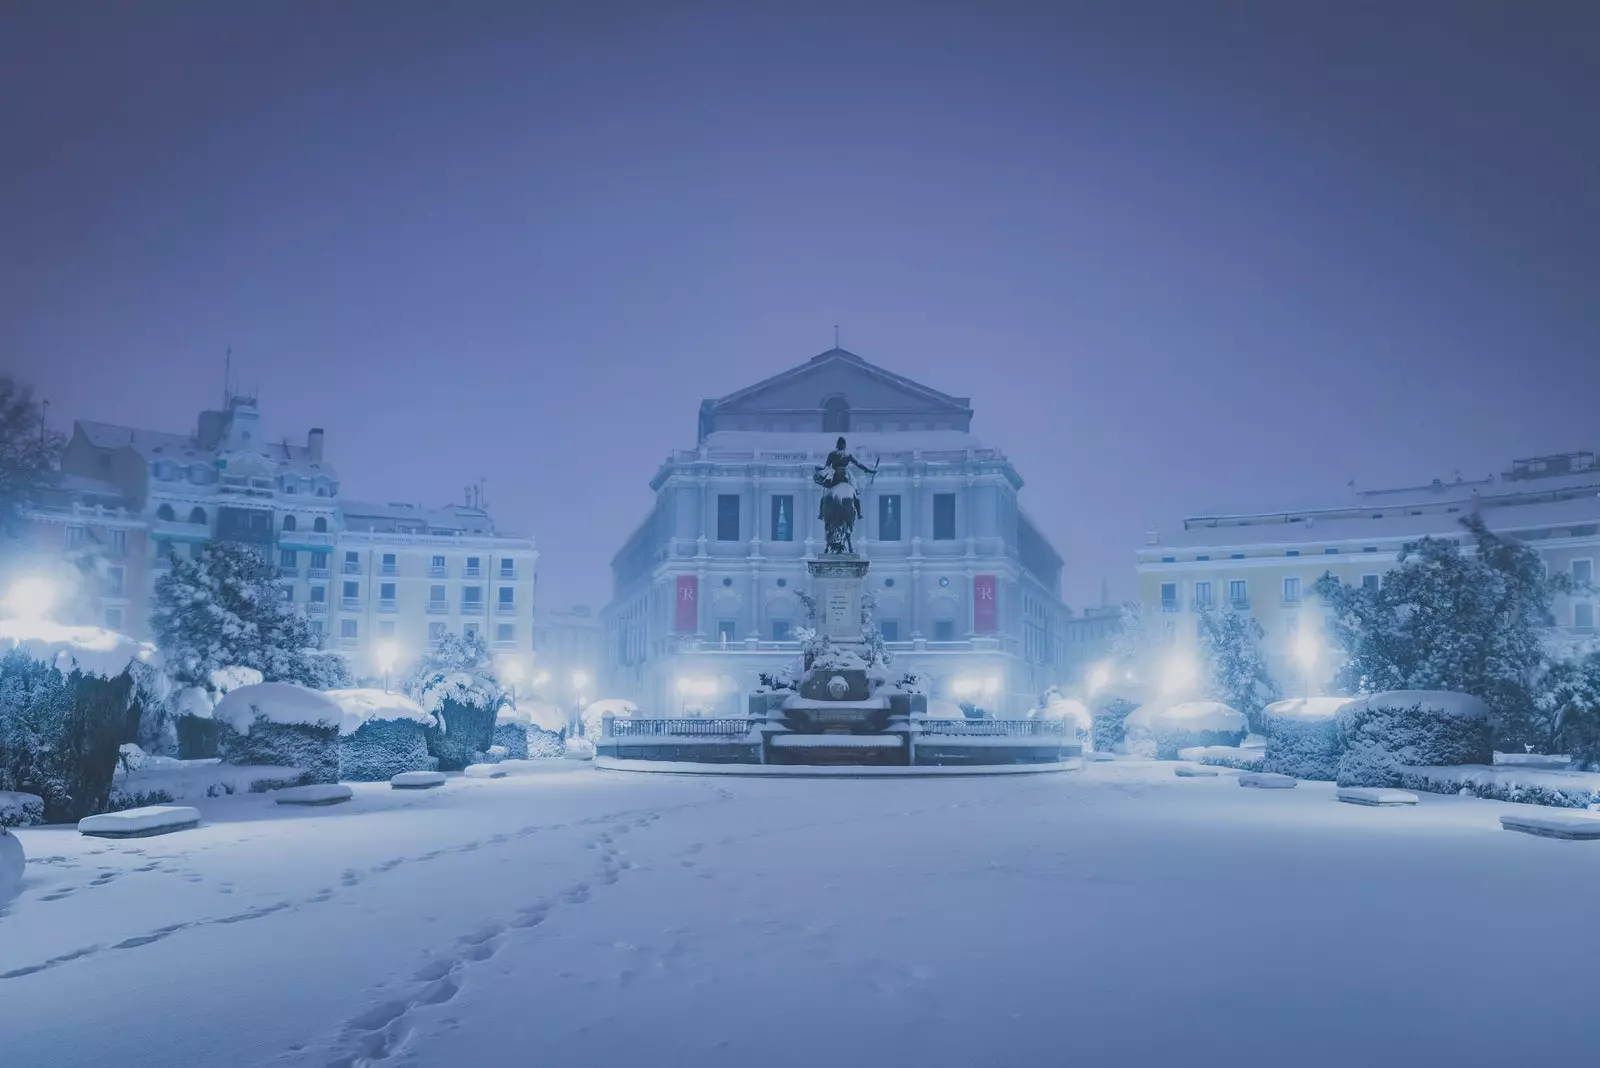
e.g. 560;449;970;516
1175;765;1219;778
1499;812;1600;841
1238;772;1297;790
78;805;201;839
1337;787;1418;807
391;771;447;790
463;763;507;779
273;784;354;806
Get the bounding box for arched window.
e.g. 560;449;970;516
156;504;175;521
313;516;328;533
189;507;207;525
822;395;850;434
281;515;297;532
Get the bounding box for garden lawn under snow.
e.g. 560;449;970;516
4;761;1600;1068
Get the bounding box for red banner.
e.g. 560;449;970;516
973;574;998;633
675;575;699;633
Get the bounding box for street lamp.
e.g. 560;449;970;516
3;576;57;622
375;641;400;693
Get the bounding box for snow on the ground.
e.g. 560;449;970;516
4;761;1600;1068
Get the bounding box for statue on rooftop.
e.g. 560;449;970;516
814;436;876;555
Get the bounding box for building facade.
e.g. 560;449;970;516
46;393;537;678
1135;451;1600;679
602;347;1071;718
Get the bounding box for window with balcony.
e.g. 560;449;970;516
932;494;956;540
496;623;515;644
717;495;740;541
1193;581;1212;610
310;619;324;636
462;587;483;614
499;559;515;579
463;622;479;640
313;517;327;533
105;566;125;597
428;584;446;611
428;622;446;643
1282;576;1302;604
497;586;515;610
282;515;296;532
430;555;446;577
381;553;397;576
1229;580;1248;608
279;548;297;570
1574;559;1594;587
379;582;396;609
717;620;737;645
934;620;956;642
340;619;358;639
770;495;794;542
343;550;361;574
342;581;359;608
879;620;899;642
1160;582;1178;611
309;551;329;576
311;586;326;603
465;556;482;579
879;494;902;541
771;620;793;642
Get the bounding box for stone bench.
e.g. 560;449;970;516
1238;772;1297;790
1500;812;1600;840
463;763;508;779
1337;787;1418;807
79;805;201;839
391;771;447;790
273;784;354;807
1175;765;1219;778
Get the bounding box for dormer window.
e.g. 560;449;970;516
822;395;850;433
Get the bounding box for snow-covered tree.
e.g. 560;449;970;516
0;376;61;539
1314;515;1562;750
1196;607;1280;730
1539;653;1600;769
1109;602;1166;684
402;631;501;713
151;541;339;690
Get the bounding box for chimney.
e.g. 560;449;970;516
307;428;324;463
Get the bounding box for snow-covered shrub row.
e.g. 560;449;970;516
0;647;133;822
340;719;434;781
1395;765;1600;809
1125;701;1248;760
1090;697;1137;752
492;722;529;761
1336;691;1492;788
213;683;342;785
1179;745;1265;772
1262;698;1350;782
426;699;497;771
0;790;45;828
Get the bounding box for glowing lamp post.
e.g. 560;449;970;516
3;576;58;623
375;641;400;693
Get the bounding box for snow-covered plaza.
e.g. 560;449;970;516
5;759;1599;1068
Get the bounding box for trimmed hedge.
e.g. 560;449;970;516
1396;766;1600;809
1130;727;1247;761
425;699;497;771
492;723;529;761
1263;709;1343;782
219;718;340;785
176;715;222;759
1336;693;1492;788
0;650;131;822
1;791;45;828
340;719;434;782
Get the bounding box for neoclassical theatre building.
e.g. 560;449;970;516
602;348;1071;718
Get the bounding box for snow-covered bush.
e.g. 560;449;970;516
424;699;496;771
1029;695;1091;744
1541;653;1600;770
1;826;22;900
1;790;45;828
564;736;596;760
1262;698;1350;781
1090;696;1138;752
1180;745;1265;771
495;699;567;761
326;689;436;782
1395;764;1600;808
214;682;342;785
1336;690;1492;788
1124;701;1247;760
403;634;501;770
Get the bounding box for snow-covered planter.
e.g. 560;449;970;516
214;683;342;785
326;689;437;782
0;645;137;822
1124;701;1248;760
494;698;567;761
1262;698;1350;782
1336;690;1492;788
1;790;45;828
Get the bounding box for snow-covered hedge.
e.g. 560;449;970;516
1;790;45;828
1179;745;1265;771
1336;690;1492;788
425;698;497;771
1396;764;1600;809
0;647;134;822
492;700;567;762
1125;701;1248;760
214;683;342;785
325;689;437;781
1262;698;1350;782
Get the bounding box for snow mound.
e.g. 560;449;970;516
924;699;966;720
1499;812;1600;840
1239;772;1297;790
213;683;342;735
1341;690;1488;721
1;791;45;828
564;737;596;761
1263;697;1351;722
392;770;446;789
1337;787;1418;806
1127;701;1248;733
0;619;159;679
1030;697;1092;732
464;763;508;779
273;784;353;806
0;829;22;900
209;666;264;694
172;686;216;720
324;689;436;736
496;698;567;733
78;805;201;838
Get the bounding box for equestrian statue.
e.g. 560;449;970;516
814;436;877;555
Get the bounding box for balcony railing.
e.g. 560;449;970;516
308;601;330;614
461;601;484;615
342;562;362;575
496;600;517;614
279;565;300;578
341;597;361;611
498;567;516;580
1230;599;1250;610
378;598;398;612
308;567;330;580
426;601;449;614
429;565;447;578
380;564;398;577
463;566;482;579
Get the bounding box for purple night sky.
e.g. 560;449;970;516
4;2;1597;612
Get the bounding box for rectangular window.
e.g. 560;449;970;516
463;586;482;605
771;620;793;642
429;584;446;605
1285;550;1300;557
281;586;293;601
66;525;85;547
770;494;794;541
431;555;446;576
1362;574;1381;592
880;620;899;642
1574;559;1594;586
879;495;902;541
105;566;125;597
717;620;737;645
310;551;329;570
717;494;741;541
311;586;326;603
104;606;124;630
496;623;515;643
340;619;358;638
344;550;359;566
428;622;446;642
1193;581;1212;609
381;553;397;575
378;620;395;637
279;548;297;567
1577;603;1595;630
1229;580;1248;607
499;559;515;578
1160;582;1178;611
380;582;396;601
932;494;956;540
934;620;956;642
1283;576;1302;603
110;529;127;554
465;556;481;578
342;580;359;600
498;586;515;606
310;620;324;636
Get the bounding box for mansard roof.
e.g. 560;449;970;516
698;347;973;441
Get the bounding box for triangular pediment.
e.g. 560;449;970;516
701;349;972;439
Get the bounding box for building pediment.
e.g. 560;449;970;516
700;348;972;439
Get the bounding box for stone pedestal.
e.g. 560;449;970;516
808;554;870;643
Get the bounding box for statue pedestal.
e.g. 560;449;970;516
807;554;870;644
